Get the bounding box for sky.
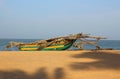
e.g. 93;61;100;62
0;0;120;39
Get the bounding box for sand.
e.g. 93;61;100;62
0;50;120;79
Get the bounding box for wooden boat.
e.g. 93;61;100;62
5;33;107;51
19;39;76;51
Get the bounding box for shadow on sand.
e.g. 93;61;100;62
0;68;65;79
54;68;65;79
69;51;120;70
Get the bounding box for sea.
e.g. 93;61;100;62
0;39;120;51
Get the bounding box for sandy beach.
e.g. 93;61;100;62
0;50;120;79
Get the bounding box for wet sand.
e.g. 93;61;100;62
0;50;120;79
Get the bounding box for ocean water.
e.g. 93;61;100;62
0;39;120;51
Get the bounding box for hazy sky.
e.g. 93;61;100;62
0;0;120;39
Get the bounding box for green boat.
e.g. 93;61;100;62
5;33;107;51
19;39;76;51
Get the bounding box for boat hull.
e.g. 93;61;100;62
41;43;73;51
19;40;75;51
